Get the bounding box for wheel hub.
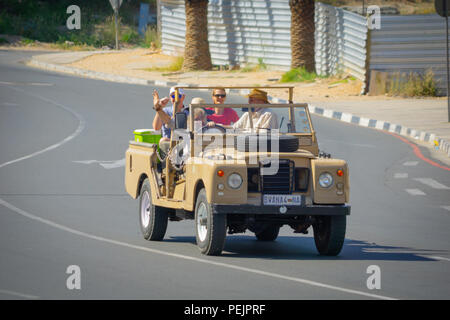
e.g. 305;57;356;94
197;202;208;242
140;191;150;228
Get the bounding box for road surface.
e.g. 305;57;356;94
0;50;449;300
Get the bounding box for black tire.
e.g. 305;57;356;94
255;224;281;241
194;188;227;255
235;134;299;152
139;178;168;241
313;215;346;256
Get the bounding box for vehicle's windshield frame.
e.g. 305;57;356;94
189;103;315;135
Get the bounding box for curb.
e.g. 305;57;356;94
308;104;450;158
28;56;450;159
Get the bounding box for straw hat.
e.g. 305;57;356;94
247;88;268;102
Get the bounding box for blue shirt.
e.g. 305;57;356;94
161;105;189;138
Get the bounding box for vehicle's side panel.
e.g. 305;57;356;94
125;142;157;199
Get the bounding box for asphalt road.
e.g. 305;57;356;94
0;50;449;300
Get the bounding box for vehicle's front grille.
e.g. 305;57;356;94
260;159;294;194
247;161;310;194
295;168;310;192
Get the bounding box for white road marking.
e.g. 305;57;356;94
0;198;397;300
413;178;450;190
0;85;85;169
73;159;125;169
417;255;450;262
429;256;450;262
0;81;52;86
29;82;53;86
0;289;39;299
1;102;19;107
403;161;418;166
441;206;450;212
405;189;426;196
394;173;408;179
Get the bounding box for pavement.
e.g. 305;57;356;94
26;50;450;164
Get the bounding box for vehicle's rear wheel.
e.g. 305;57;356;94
255;224;281;241
313;215;346;256
139;178;168;241
195;188;227;255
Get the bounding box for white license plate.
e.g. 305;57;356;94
263;195;302;206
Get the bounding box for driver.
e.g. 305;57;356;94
232;89;278;130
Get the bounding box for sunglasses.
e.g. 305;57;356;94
213;94;226;98
170;94;182;99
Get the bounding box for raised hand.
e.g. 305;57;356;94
153;89;161;111
153;90;169;111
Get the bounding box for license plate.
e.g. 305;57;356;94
263;195;302;206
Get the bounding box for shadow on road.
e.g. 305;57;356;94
167;235;447;261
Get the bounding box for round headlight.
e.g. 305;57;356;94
227;173;243;189
318;172;333;188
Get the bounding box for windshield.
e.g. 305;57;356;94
189;104;313;135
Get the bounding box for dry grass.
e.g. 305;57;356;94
387;69;438;97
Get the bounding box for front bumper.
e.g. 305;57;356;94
211;204;351;216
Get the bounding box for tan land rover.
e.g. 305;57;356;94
125;86;350;256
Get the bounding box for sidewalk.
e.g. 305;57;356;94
26;49;450;163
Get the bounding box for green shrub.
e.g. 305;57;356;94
144;56;184;72
141;26;161;48
0;0;156;49
280;67;319;83
257;58;267;70
387;69;438;97
238;58;268;72
122;30;140;44
167;56;184;71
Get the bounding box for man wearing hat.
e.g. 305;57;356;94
152;87;189;158
232;88;279;130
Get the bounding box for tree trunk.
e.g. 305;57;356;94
289;0;315;72
182;0;212;71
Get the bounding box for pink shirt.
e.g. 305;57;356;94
206;108;239;125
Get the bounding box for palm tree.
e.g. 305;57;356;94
182;0;212;71
289;0;315;72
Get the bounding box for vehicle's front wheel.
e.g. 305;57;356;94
139;178;168;241
313;215;346;256
195;188;227;255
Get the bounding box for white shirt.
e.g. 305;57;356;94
233;108;279;130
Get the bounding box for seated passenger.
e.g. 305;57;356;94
205;88;239;126
152;87;188;158
189;97;206;127
233;89;278;130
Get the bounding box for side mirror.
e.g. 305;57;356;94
175;112;187;129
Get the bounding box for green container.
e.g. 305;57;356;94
133;129;161;144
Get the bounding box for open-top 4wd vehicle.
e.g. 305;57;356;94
125;86;350;256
